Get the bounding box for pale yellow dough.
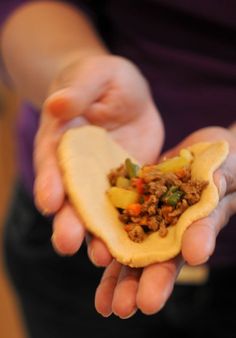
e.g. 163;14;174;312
58;125;229;267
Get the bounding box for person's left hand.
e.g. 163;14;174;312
34;55;164;261
94;125;236;318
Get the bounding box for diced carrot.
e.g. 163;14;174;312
132;178;144;194
175;167;188;179
126;203;142;216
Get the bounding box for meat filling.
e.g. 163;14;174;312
108;158;208;243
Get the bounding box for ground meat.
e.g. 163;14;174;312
147;203;157;216
146;181;167;198
128;225;146;242
162;172;182;188
141;195;159;215
147;216;160;231
109;162;208;242
160;205;175;224
108;164;127;186
119;212;130;224
130;215;143;224
169;199;189;217
159;222;168;237
175;167;192;181
181;180;208;205
141;166;164;183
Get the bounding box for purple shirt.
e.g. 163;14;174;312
1;0;236;266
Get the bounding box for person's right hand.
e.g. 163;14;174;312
33;55;164;263
94;126;236;318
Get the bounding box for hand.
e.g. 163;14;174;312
95;126;236;318
33;55;164;260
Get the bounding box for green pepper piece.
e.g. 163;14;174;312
161;186;183;207
167;186;179;193
166;190;183;206
161;186;177;202
125;158;140;178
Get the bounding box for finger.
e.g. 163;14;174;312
44;77;107;120
34;107;90;215
136;256;183;315
182;192;236;265
34;114;65;214
111;266;141;319
110;104;164;164
87;236;113;267
214;153;236;199
95;260;122;317
34;155;64;214
45;89;83;120
181;217;216;266
52;202;85;255
229;122;236;135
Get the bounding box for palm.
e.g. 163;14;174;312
103;100;163;165
95;126;236;318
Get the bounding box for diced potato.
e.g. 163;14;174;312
155;155;190;173
179;149;193;162
116;176;130;189
107;187;139;209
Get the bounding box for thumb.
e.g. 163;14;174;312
182;192;236;265
214;152;236;199
44;73;108;120
182;145;236;265
43;87;100;120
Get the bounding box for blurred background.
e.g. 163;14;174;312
0;83;26;338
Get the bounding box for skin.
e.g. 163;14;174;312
38;54;164;255
94;126;236;318
1;0;236;320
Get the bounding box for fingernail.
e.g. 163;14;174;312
41;207;52;216
120;308;137;319
51;234;68;256
99;311;112;318
33;191;53;216
44;90;71;116
88;247;100;267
